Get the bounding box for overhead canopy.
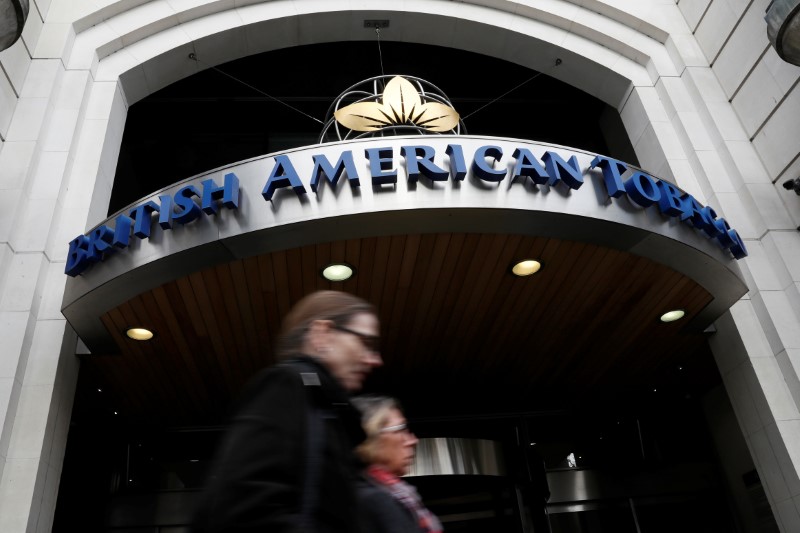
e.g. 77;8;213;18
62;136;748;423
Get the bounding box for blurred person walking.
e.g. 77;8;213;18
193;290;383;533
353;396;442;533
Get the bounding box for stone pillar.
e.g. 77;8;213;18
0;0;106;530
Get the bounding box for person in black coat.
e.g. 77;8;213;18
192;290;383;533
352;396;442;533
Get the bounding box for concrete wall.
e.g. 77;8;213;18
0;0;798;531
676;1;800;530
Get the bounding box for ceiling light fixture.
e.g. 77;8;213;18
511;259;542;277
659;309;685;323
126;327;154;341
321;263;354;281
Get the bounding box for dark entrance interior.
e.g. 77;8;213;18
54;40;751;533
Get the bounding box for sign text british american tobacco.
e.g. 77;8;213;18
65;139;747;277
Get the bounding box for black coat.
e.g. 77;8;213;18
356;477;425;533
192;356;366;533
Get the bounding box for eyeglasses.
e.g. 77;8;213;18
380;423;408;434
332;325;381;352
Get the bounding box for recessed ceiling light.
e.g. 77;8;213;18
322;263;354;281
659;309;685;323
126;327;154;341
511;259;542;277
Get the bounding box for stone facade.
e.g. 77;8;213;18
0;0;799;531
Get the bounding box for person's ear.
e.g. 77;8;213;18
307;319;333;355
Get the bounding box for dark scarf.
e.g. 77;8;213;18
366;465;443;533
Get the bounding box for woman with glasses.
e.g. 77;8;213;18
193;290;383;533
352;396;443;533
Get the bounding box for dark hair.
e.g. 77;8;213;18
277;290;377;358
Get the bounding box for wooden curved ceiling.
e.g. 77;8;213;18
84;232;715;426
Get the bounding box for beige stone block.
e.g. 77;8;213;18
745;239;792;291
771;232;800;282
19;60;59;99
711;309;750;374
753;86;800;181
696;150;740;194
0;189;23;243
776;349;800;421
678;0;712;31
0;74;17;139
634;123;667;174
6;384;55;460
59;153;102;211
27;151;68;201
0;253;46;313
732;60;784;138
747;183;795;231
0;40;31;94
0;377;16;452
768;420;800;498
761;290;800;351
775;493;800;531
52;70;90;112
189;15;248;68
725;140;771;184
749;357;800;423
0;142;35;190
168;0;236;23
750;426;792;503
6;98;48;142
44;206;91;263
40;109;80;153
713;2;770;98
34;0;53;20
701;101;747;147
20;5;43;53
35;464;61;533
721;361;764;436
8;197;58;252
763;46;800;95
33;24;71;59
0;312;29;378
139;42;200;96
47;0;106;25
46;378;75;471
713;190;767;240
239;6;300;56
22;320;66;388
65;22;122;71
775;166;800;229
694;0;736;62
36;262;67;321
0;457;42;532
84;81;122;121
104;0;179;48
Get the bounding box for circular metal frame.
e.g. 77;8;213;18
318;74;467;143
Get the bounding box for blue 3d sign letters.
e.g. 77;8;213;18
65;140;747;277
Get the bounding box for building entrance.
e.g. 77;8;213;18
54;40;756;533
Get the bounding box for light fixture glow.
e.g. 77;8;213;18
659;309;685;323
322;263;354;281
126;327;154;341
511;259;542;277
